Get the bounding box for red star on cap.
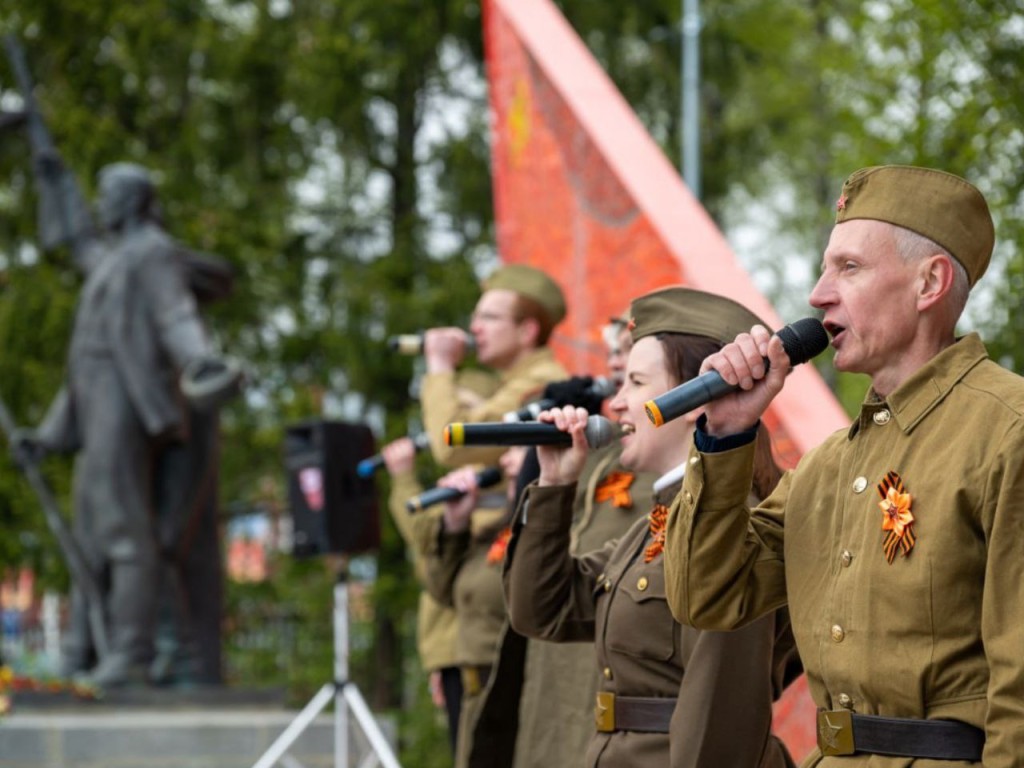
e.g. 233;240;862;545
836;193;848;211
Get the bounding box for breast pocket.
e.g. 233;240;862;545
604;562;677;662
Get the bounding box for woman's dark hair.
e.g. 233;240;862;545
655;332;783;500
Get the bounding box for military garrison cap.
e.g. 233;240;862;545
629;286;767;345
482;264;567;325
834;165;995;286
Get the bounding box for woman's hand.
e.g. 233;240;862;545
535;405;590;487
439;466;481;533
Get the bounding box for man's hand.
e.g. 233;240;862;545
381;437;416;476
423;328;470;373
699;325;790;437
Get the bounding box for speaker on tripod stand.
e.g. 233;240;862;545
254;419;401;768
284;420;380;557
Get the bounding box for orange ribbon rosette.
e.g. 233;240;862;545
643;503;670;563
877;471;915;563
486;527;512;565
594;471;635;509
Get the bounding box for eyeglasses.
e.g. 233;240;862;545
470;311;520;325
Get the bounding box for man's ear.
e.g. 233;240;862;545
917;254;954;312
518;316;541;348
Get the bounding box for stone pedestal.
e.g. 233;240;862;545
0;687;397;768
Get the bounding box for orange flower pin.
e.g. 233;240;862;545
877;471;915;563
595;471;635;509
487;527;512;565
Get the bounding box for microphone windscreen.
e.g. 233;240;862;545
778;318;830;366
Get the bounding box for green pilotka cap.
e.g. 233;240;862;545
482;264;567;325
628;286;768;344
834;165;995;286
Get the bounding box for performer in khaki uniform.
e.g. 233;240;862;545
664;166;1010;765
380;368;500;752
419;264;568;768
504;287;798;768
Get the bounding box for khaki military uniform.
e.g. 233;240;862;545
422;347;567;768
505;480;796;768
665;334;1024;766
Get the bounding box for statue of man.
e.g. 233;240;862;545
20;163;240;687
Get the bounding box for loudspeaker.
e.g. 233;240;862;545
284;420;379;557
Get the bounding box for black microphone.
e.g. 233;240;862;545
356;433;431;478
644;317;830;426
444;415;621;449
502;376;618;422
406;466;503;513
387;332;475;356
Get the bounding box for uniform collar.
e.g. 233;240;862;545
848;333;989;439
499;346;557;383
652;462;687;493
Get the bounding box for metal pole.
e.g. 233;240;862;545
681;0;701;199
334;574;350;768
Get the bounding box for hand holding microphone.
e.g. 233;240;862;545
406;465;503;515
387;330;475;356
644;318;829;435
534;406;599;487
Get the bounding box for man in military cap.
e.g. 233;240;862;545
418;263;568;768
664;165;1016;764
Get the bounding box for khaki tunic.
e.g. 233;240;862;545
421;348;568;768
664;334;1024;767
506;481;796;768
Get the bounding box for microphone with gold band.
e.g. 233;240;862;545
443;415;620;450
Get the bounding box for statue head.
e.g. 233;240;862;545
96;163;161;233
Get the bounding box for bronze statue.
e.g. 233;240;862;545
5;36;241;688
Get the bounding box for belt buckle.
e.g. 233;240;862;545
817;709;855;756
595;691;615;733
462;667;481;696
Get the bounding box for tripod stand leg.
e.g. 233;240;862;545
342;683;402;768
251;683;336;768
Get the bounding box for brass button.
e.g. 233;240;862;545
684;491;693;504
831;624;845;642
852;476;868;494
603;666;613;680
689;455;699;465
837;693;853;708
603;579;612;592
840;550;853;567
637;576;649;591
873;410;891;425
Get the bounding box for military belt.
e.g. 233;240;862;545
460;664;491;697
816;709;984;760
595;692;675;734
